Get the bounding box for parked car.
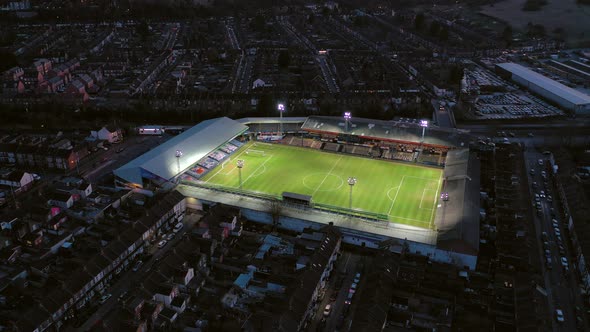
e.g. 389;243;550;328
158;240;167;248
166;233;175;241
99;294;112;304
555;309;565;323
173;222;184;233
323;304;332;317
132;260;143;272
115;147;125;153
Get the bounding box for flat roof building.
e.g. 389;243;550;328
496;62;590;115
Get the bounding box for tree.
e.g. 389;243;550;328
267;199;283;230
278;50;290;69
429;21;441;37
439;27;449;41
414;13;425;30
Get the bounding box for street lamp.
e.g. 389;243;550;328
175;150;183;174
277;103;285;137
348;177;357;210
237;159;244;189
420;120;428;143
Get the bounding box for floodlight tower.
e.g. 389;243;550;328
420;120;428;143
344;112;352;151
237;159;244;189
348;177;357;210
175;150;183;174
277;103;285;137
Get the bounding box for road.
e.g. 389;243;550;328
307;252;366;332
75;135;169;184
523;145;587;331
75;213;202;331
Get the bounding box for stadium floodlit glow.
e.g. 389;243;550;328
348;177;357;210
237;159;244;189
344;112;351;120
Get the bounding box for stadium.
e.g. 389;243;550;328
114;115;480;268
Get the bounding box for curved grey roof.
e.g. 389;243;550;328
114;117;247;186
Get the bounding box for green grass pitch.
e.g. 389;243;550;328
201;142;443;228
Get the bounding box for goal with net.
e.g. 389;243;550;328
245;149;266;157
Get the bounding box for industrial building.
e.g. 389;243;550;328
496;62;590;115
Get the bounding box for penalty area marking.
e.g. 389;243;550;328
419;188;436;209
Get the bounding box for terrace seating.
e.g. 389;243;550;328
197;158;218;169
322;142;341;152
208;150;227;162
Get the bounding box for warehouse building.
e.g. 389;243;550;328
496;62;590;115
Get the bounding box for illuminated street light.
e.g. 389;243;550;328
278;103;285;137
237;159;244;189
348;177;357;210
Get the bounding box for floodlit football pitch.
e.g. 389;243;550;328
201;142;443;228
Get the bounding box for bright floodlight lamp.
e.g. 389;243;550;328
344;112;352;151
348;177;357;210
237;159;244;190
277;103;286;137
419;120;428;143
175;150;183;173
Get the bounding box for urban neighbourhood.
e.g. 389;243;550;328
0;0;589;332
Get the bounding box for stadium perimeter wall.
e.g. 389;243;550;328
179;185;478;269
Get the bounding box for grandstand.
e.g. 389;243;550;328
116;115;480;268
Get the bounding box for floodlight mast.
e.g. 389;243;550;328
420;120;428;143
344;112;352;151
237;159;244;190
175;150;183;174
278;103;285;138
348;177;357;210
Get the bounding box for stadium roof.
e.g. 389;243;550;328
497;62;590;106
434;149;480;255
237;117;308;124
302;116;468;147
114;117;247;186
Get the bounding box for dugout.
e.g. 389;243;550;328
282;192;312;206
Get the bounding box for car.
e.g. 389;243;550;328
166;233;175;241
556;309;565;323
547;195;553;203
554;228;561;236
132;260;143;272
99;293;112;304
530;169;535;176
528;132;534;137
173;222;184;233
509;132;515;137
544;249;551;258
118;291;129;302
538;159;544;166
158;240;167;248
543;241;550;249
561;257;568;266
115;147;125;153
323;304;332;317
32;173;41;181
541;232;548;241
91;146;99;152
344;292;353;305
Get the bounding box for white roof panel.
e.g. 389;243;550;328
497;62;590;106
114;117;247;186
